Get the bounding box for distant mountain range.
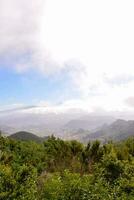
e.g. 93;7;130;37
0;113;116;137
64;115;115;131
83;119;134;143
1;112;134;143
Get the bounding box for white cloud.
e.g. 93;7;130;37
125;97;134;108
1;0;134;111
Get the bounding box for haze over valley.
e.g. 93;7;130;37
1;105;134;143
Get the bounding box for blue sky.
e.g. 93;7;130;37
0;66;79;106
1;0;134;113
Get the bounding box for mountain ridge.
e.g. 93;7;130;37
83;119;134;143
8;131;48;143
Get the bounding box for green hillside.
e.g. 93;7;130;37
8;131;48;143
0;135;134;199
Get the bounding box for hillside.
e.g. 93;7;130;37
9;131;48;143
83;119;134;143
0;135;134;199
4;118;134;144
64;115;115;131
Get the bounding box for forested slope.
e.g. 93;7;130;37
0;135;134;199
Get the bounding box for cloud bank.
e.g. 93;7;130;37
1;0;134;111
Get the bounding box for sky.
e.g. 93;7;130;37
0;0;134;113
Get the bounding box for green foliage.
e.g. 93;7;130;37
0;135;134;199
0;164;37;200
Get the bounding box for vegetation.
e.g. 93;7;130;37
8;131;48;143
0;135;134;199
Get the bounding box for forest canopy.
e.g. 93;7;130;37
0;135;134;200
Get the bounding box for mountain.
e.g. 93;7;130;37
64;116;115;131
8;131;48;143
0;109;116;138
1;105;134;143
0;110;89;137
83;119;134;143
60;128;91;141
4;119;134;143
